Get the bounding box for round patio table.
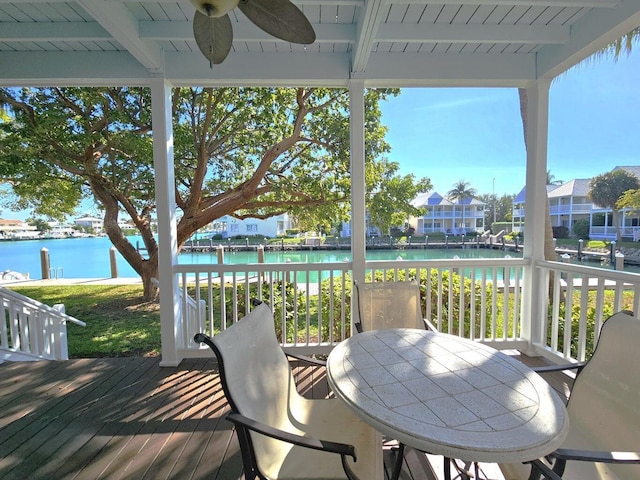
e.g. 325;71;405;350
326;329;569;463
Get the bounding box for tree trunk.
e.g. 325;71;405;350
89;178;160;302
613;210;622;242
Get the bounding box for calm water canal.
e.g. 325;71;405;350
0;236;521;280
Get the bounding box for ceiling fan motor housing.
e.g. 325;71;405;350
190;0;239;17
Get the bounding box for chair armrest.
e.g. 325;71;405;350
554;448;640;464
532;362;587;374
423;318;438;331
283;349;327;367
226;412;355;460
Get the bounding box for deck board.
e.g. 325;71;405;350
0;353;572;480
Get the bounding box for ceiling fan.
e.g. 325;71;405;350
190;0;316;66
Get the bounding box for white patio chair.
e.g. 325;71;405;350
353;280;433;333
501;310;640;480
194;300;383;480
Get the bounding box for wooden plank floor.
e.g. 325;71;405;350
0;354;573;480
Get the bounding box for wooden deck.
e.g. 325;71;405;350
0;354;572;480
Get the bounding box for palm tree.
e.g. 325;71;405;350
547;170;563;186
447;180;477;233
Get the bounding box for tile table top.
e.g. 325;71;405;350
327;329;569;463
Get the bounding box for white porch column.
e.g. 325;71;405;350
521;80;551;351
349;80;366;286
150;76;182;367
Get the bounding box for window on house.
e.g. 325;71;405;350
230;224;239;232
246;224;258;232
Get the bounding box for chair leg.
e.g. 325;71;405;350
444;457;452;480
390;442;405;480
445;458;475;480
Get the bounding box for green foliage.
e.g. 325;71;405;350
367;166;431;235
616;188;640;213
478;193;515;226
589;170;640;241
27;217;51;232
317;268;503;342
490;222;512;233
552;225;569;239
589;170;640;210
572;218;590;240
551;290;635;359
0;86;411;298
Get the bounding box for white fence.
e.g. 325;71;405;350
175;257;528;357
0;287;86;360
534;260;640;363
174;257;640;365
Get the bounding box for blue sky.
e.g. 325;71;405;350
4;48;639;220
381;47;640;198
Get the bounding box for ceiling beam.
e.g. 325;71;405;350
75;0;164;72
390;0;619;6
352;0;386;73
0;49;536;88
0;0;615;5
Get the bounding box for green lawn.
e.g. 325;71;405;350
10;285;160;358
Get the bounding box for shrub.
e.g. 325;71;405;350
552;225;569;239
572;219;590;240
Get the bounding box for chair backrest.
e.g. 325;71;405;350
354;280;425;332
208;302;298;428
567;311;640;465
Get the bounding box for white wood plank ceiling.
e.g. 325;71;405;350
0;0;639;87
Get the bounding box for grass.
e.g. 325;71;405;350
10;285;160;358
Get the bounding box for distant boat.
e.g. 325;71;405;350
1;270;29;281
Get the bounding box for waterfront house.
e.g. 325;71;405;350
210;213;291;239
73;215;104;233
2;2;640;477
0;219;38;240
512;165;640;240
410;191;485;235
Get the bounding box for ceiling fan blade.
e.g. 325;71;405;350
237;0;316;45
193;11;233;65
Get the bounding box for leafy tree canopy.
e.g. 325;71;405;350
0;86;421;298
589;169;640;241
589;170;640;210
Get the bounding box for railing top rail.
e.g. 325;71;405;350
174;257;528;274
0;286;86;327
364;258;529;269
536;259;640;284
175;261;353;274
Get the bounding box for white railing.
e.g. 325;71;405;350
0;287;86;361
174;257;529;357
549;203;592;214
364;258;528;350
175;261;352;357
533;260;640;363
174;257;640;366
